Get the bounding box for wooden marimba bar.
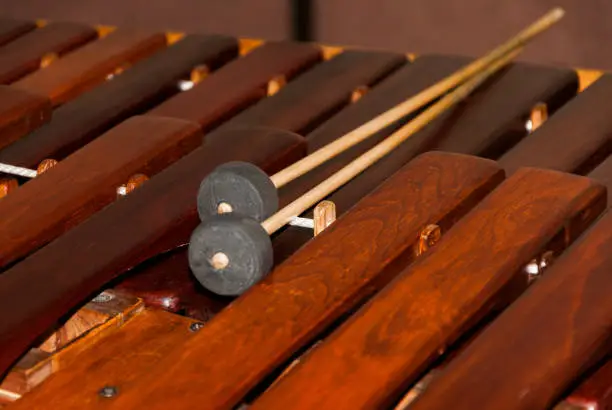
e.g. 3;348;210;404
0;10;608;410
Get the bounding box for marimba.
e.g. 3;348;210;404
0;11;609;410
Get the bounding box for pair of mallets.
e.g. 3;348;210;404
189;8;565;296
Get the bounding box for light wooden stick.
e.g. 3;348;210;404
270;7;564;188
262;48;521;234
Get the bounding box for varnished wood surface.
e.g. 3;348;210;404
250;168;606;410
561;357;612;410
273;55;579;263
147;42;323;126
12;28;167;106
0;291;143;402
499;74;612;175
409;209;612;410
589;155;612;207
7;309;197;410
0;34;238;168
0;86;51;150
0;127;305;377
212;49;406;136
105;152;504;410
0;19;36;46
0;22;98;84
0;116;202;270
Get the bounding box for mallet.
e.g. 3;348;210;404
195;8;564;223
188;46;522;296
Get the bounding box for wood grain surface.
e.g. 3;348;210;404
589;155;612;207
0;115;202;269
560;357;612;410
211;49;406;136
0;34;238;168
0;291;143;402
104;152;504;410
0;85;51;150
409;209;612;410
12;28;167;106
7;309;199;410
0;22;97;84
273;55;578;263
0;127;305;377
0;18;36;46
251;168;606;410
499;74;612;175
147;42;323;126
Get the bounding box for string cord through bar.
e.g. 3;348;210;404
0;163;36;178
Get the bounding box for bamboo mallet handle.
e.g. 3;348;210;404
263;48;522;235
270;7;564;189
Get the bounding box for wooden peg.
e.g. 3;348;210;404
267;75;286;96
40;53;58;68
313;200;336;236
125;174;149;194
528;102;548;132
0;178;18;198
37;159;58;175
416;224;442;256
350;85;369;103
190;64;209;84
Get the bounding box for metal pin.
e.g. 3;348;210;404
92;291;114;303
289;217;314;229
0;163;37;178
98;385;118;398
189;322;204;332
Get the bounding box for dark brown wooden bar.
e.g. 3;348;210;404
102;152;505;410
12;28;167;106
588;154;612;206
499;74;612;176
555;358;612;410
210;49;405;135
0;22;98;84
0;86;51;150
146;41;324;127
0;19;36;46
408;209;612;410
273;55;579;263
0;34;239;169
0;115;202;270
249;168;606;410
0;127;306;378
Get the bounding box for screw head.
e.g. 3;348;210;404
99;385;118;398
189;322;204;332
92;291;114;303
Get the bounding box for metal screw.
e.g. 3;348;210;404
92;291;114;303
98;385;118;398
189;322;204;332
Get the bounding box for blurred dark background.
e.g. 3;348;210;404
0;0;608;71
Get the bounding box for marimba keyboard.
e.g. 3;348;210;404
0;12;609;410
